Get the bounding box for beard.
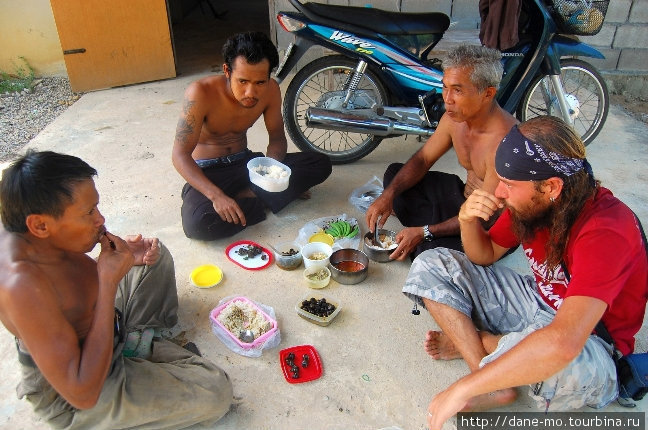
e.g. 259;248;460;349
508;193;556;244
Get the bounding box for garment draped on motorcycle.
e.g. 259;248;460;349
479;0;522;50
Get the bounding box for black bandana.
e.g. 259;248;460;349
495;125;586;181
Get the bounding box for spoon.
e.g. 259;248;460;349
373;220;384;248
239;329;255;343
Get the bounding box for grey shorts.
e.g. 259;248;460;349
403;248;618;410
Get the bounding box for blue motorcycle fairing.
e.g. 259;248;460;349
542;35;605;75
309;25;444;89
550;35;605;60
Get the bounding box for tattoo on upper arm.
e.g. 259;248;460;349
176;99;197;143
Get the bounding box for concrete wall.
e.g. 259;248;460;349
581;0;648;74
0;0;66;77
270;0;648;79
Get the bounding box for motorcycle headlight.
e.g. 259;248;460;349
277;14;306;32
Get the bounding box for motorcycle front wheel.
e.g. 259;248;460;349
517;59;609;146
283;55;389;164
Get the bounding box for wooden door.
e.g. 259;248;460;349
50;0;176;92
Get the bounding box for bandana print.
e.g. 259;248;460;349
495;125;585;180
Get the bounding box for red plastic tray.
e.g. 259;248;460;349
279;345;323;384
225;240;273;270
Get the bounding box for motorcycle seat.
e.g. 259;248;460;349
302;2;450;35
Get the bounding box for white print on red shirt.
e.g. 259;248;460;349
524;247;568;310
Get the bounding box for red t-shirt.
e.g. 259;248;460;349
489;187;648;355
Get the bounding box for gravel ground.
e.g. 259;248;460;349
0;77;81;163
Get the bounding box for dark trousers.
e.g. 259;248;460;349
181;151;332;240
384;163;466;259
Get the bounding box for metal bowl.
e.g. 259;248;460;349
328;248;369;285
363;229;398;263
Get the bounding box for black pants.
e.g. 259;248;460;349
181;151;332;240
384;163;466;259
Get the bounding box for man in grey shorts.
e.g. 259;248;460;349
403;117;648;429
0;151;233;429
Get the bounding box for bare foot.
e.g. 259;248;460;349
461;388;517;412
424;330;462;360
298;190;312;200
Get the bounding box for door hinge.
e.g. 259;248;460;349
63;48;86;55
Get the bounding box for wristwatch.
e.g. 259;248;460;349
422;225;434;242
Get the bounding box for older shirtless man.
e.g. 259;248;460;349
0;151;232;429
173;32;332;240
366;45;517;261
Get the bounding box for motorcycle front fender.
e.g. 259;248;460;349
275;38;315;84
544;35;605;74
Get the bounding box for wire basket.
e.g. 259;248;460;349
551;0;608;35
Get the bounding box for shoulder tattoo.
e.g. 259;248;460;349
176;99;197;142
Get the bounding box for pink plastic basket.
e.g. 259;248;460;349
209;296;278;349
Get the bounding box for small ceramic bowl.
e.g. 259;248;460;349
303;266;331;289
328;248;369;285
272;241;302;271
302;242;333;270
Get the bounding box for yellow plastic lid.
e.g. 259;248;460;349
190;264;223;288
309;232;335;246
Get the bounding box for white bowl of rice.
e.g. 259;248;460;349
247;157;291;192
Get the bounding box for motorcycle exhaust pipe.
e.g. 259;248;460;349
305;108;434;137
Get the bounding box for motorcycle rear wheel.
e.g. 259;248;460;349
283;55;389;164
517;59;609;146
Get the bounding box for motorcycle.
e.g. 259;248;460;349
275;0;610;164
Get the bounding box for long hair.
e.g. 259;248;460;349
520;116;598;270
0;150;97;233
222;32;279;76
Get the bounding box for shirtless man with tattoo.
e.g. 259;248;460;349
366;45;518;261
172;32;332;240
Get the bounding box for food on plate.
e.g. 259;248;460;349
236;244;267;260
216;300;272;340
283;352;310;379
300;297;336;318
284;352;300;378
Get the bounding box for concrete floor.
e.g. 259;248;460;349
1;7;648;429
1;70;647;430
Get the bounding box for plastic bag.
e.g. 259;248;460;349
209;295;281;358
348;176;383;213
296;213;361;251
